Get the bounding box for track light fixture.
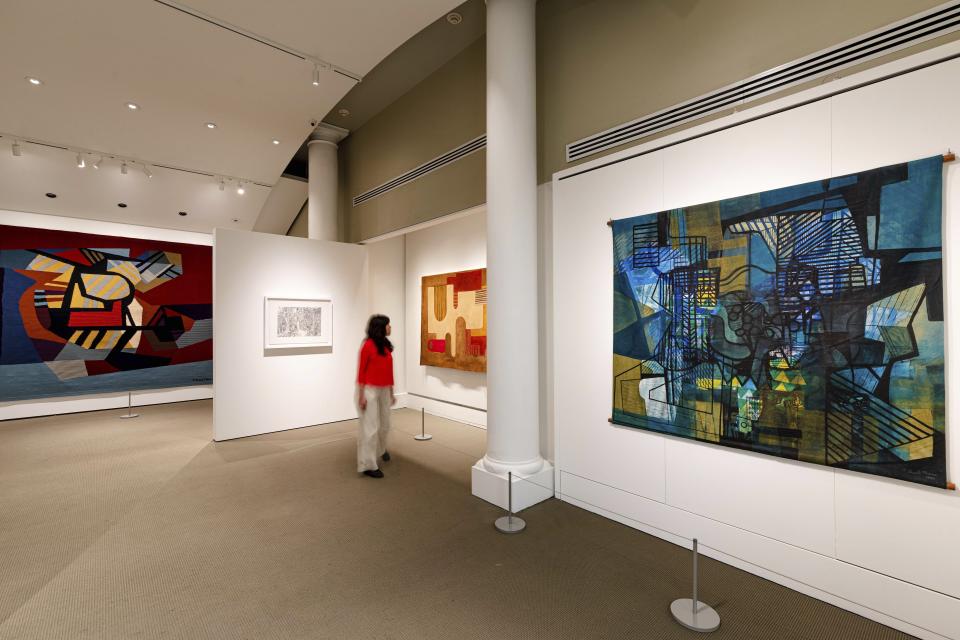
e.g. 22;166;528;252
219;177;226;191
142;164;153;179
12;140;22;157
93;156;104;170
120;161;128;175
236;181;245;196
312;65;320;86
76;153;86;168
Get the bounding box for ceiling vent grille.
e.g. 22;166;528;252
566;1;960;163
353;135;486;206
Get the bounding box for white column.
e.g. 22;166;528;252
307;123;348;241
472;0;553;511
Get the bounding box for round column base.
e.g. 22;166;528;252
670;599;720;633
413;434;433;441
119;413;140;419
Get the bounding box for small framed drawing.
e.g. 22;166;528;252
264;297;333;349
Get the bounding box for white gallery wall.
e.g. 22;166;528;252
213;228;367;440
401;210;488;426
366;234;406;398
552;50;960;640
0;209;213;420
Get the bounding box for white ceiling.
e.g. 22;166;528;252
0;0;458;233
0;142;268;233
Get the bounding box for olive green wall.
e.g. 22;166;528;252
341;0;949;241
342;38;485;242
537;0;950;182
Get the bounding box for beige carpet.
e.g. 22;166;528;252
0;401;914;639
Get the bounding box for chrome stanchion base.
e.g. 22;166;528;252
670;599;720;633
494;515;526;534
119;413;140;419
413;433;433;441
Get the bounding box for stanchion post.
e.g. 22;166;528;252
119;391;140;420
670;538;720;632
414;407;433;441
494;471;526;534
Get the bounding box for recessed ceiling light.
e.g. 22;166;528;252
45;192;57;198
338;108;350;117
25;76;43;86
205;122;217;129
446;12;462;25
178;211;188;217
126;102;139;110
272;139;280;145
117;202;127;208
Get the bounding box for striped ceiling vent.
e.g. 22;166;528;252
566;1;960;163
353;135;486;206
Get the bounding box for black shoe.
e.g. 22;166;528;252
363;469;384;478
381;451;391;462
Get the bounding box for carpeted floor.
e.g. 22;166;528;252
0;400;915;639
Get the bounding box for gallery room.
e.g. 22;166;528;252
1;1;958;638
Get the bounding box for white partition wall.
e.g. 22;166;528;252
213;228;368;440
552;52;960;640
402;210;488;426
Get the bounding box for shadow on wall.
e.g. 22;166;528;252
264;346;334;357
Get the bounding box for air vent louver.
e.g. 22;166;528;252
566;1;960;163
353;135;486;206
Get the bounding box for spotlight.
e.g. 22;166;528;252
25;76;43;86
205;122;217;129
120;161;128;175
12;140;22;157
126;102;139;110
142;164;153;179
218;177;226;191
236;181;245;196
93;156;104;170
312;65;320;86
76;153;85;168
272;139;280;145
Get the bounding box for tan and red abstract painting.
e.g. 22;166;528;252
420;268;486;372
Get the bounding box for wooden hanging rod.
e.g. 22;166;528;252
944;152;956;163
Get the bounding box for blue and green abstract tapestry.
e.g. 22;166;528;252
612;156;946;487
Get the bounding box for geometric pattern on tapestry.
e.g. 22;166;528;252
420;268;487;372
1;225;212;401
611;156;946;487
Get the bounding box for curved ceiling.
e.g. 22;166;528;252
0;0;459;232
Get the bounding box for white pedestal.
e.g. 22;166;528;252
472;460;554;512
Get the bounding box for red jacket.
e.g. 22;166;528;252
357;338;394;387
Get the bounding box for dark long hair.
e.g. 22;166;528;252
366;314;393;356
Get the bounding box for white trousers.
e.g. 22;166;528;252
357;385;392;472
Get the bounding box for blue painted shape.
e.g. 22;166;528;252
1;269;42;365
900;251;942;263
878;156;942;249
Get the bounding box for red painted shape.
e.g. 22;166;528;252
428;339;446;353
451;269;483;293
68;301;122;327
85;360;118;376
55;249;92;266
468;335;487;356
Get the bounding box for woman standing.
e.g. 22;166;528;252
356;314;396;478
